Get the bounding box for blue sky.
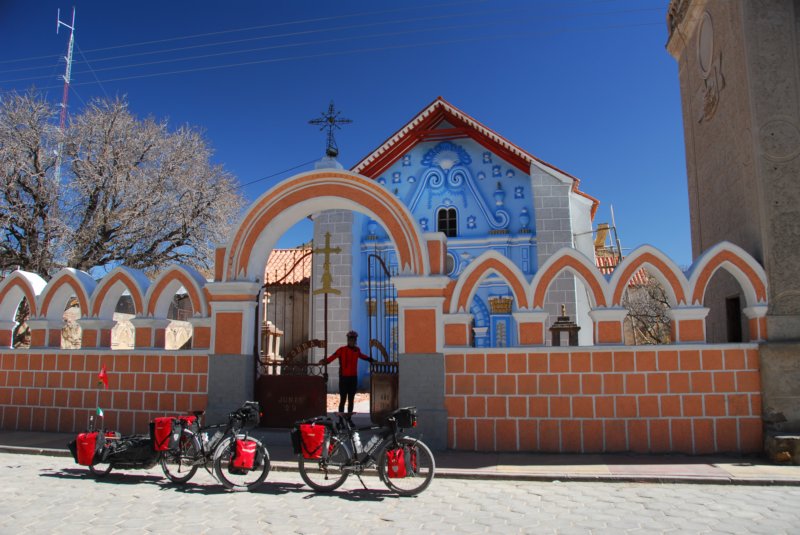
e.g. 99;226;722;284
0;0;690;266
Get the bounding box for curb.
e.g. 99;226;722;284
5;445;797;486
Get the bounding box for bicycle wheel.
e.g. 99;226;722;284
212;435;271;492
161;430;200;484
88;460;112;477
378;437;435;496
88;442;112;477
298;436;349;492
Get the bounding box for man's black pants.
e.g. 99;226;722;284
338;376;358;413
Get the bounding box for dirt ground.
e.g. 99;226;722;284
325;392;369;412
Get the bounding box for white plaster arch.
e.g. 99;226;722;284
90;266;150;319
37;268;95;320
145;264;208;318
687;241;768;307
608;244;690;307
0;270;46;321
531;247;610;309
449;250;532;313
223;170;430;281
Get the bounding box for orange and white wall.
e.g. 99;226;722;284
0;169;770;453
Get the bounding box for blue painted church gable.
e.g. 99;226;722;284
352;120;536;349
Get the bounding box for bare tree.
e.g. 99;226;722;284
623;274;672;345
0;91;64;275
0;91;243;277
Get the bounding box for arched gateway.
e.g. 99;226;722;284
204;169;450;446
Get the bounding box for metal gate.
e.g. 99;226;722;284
255;247;327;427
367;253;399;424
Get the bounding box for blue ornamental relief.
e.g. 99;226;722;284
405;141;510;230
421;141;472;169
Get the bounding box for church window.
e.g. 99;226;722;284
437;207;457;237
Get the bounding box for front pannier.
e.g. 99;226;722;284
230;439;257;470
75;432;99;465
386;447;407;478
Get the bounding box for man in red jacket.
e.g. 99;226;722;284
320;330;374;413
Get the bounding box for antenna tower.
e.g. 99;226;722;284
55;7;76;182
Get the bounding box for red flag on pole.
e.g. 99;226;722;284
97;364;109;389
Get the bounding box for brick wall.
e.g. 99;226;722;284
445;345;762;454
0;350;208;435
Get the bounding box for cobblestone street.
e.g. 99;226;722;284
3;453;799;534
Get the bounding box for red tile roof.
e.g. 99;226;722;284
596;253;649;287
264;246;312;285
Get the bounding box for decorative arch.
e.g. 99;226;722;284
90;266;150;318
223;170;429;281
532;248;608;309
38;268;95;320
609;245;689;307
450;251;530;313
146;265;208;318
0;270;46;320
688;241;767;307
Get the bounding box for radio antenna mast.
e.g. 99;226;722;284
55;7;76;182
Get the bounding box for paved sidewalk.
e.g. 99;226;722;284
1;423;798;486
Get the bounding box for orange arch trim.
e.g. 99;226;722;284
456;258;528;312
533;256;606;308
147;271;204;317
611;252;686;305
0;279;38;317
227;172;424;279
691;250;767;304
91;272;144;316
40;277;89;318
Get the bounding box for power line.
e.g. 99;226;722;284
75;43;110;100
0;0;491;65
23;21;662;92
236;159;319;191
0;5;662;84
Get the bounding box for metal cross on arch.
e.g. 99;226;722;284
308;100;352;158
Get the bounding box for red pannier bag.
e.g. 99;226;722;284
152;417;178;451
299;423;325;459
231;439;257;470
76;432;99;466
386;447;406;478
